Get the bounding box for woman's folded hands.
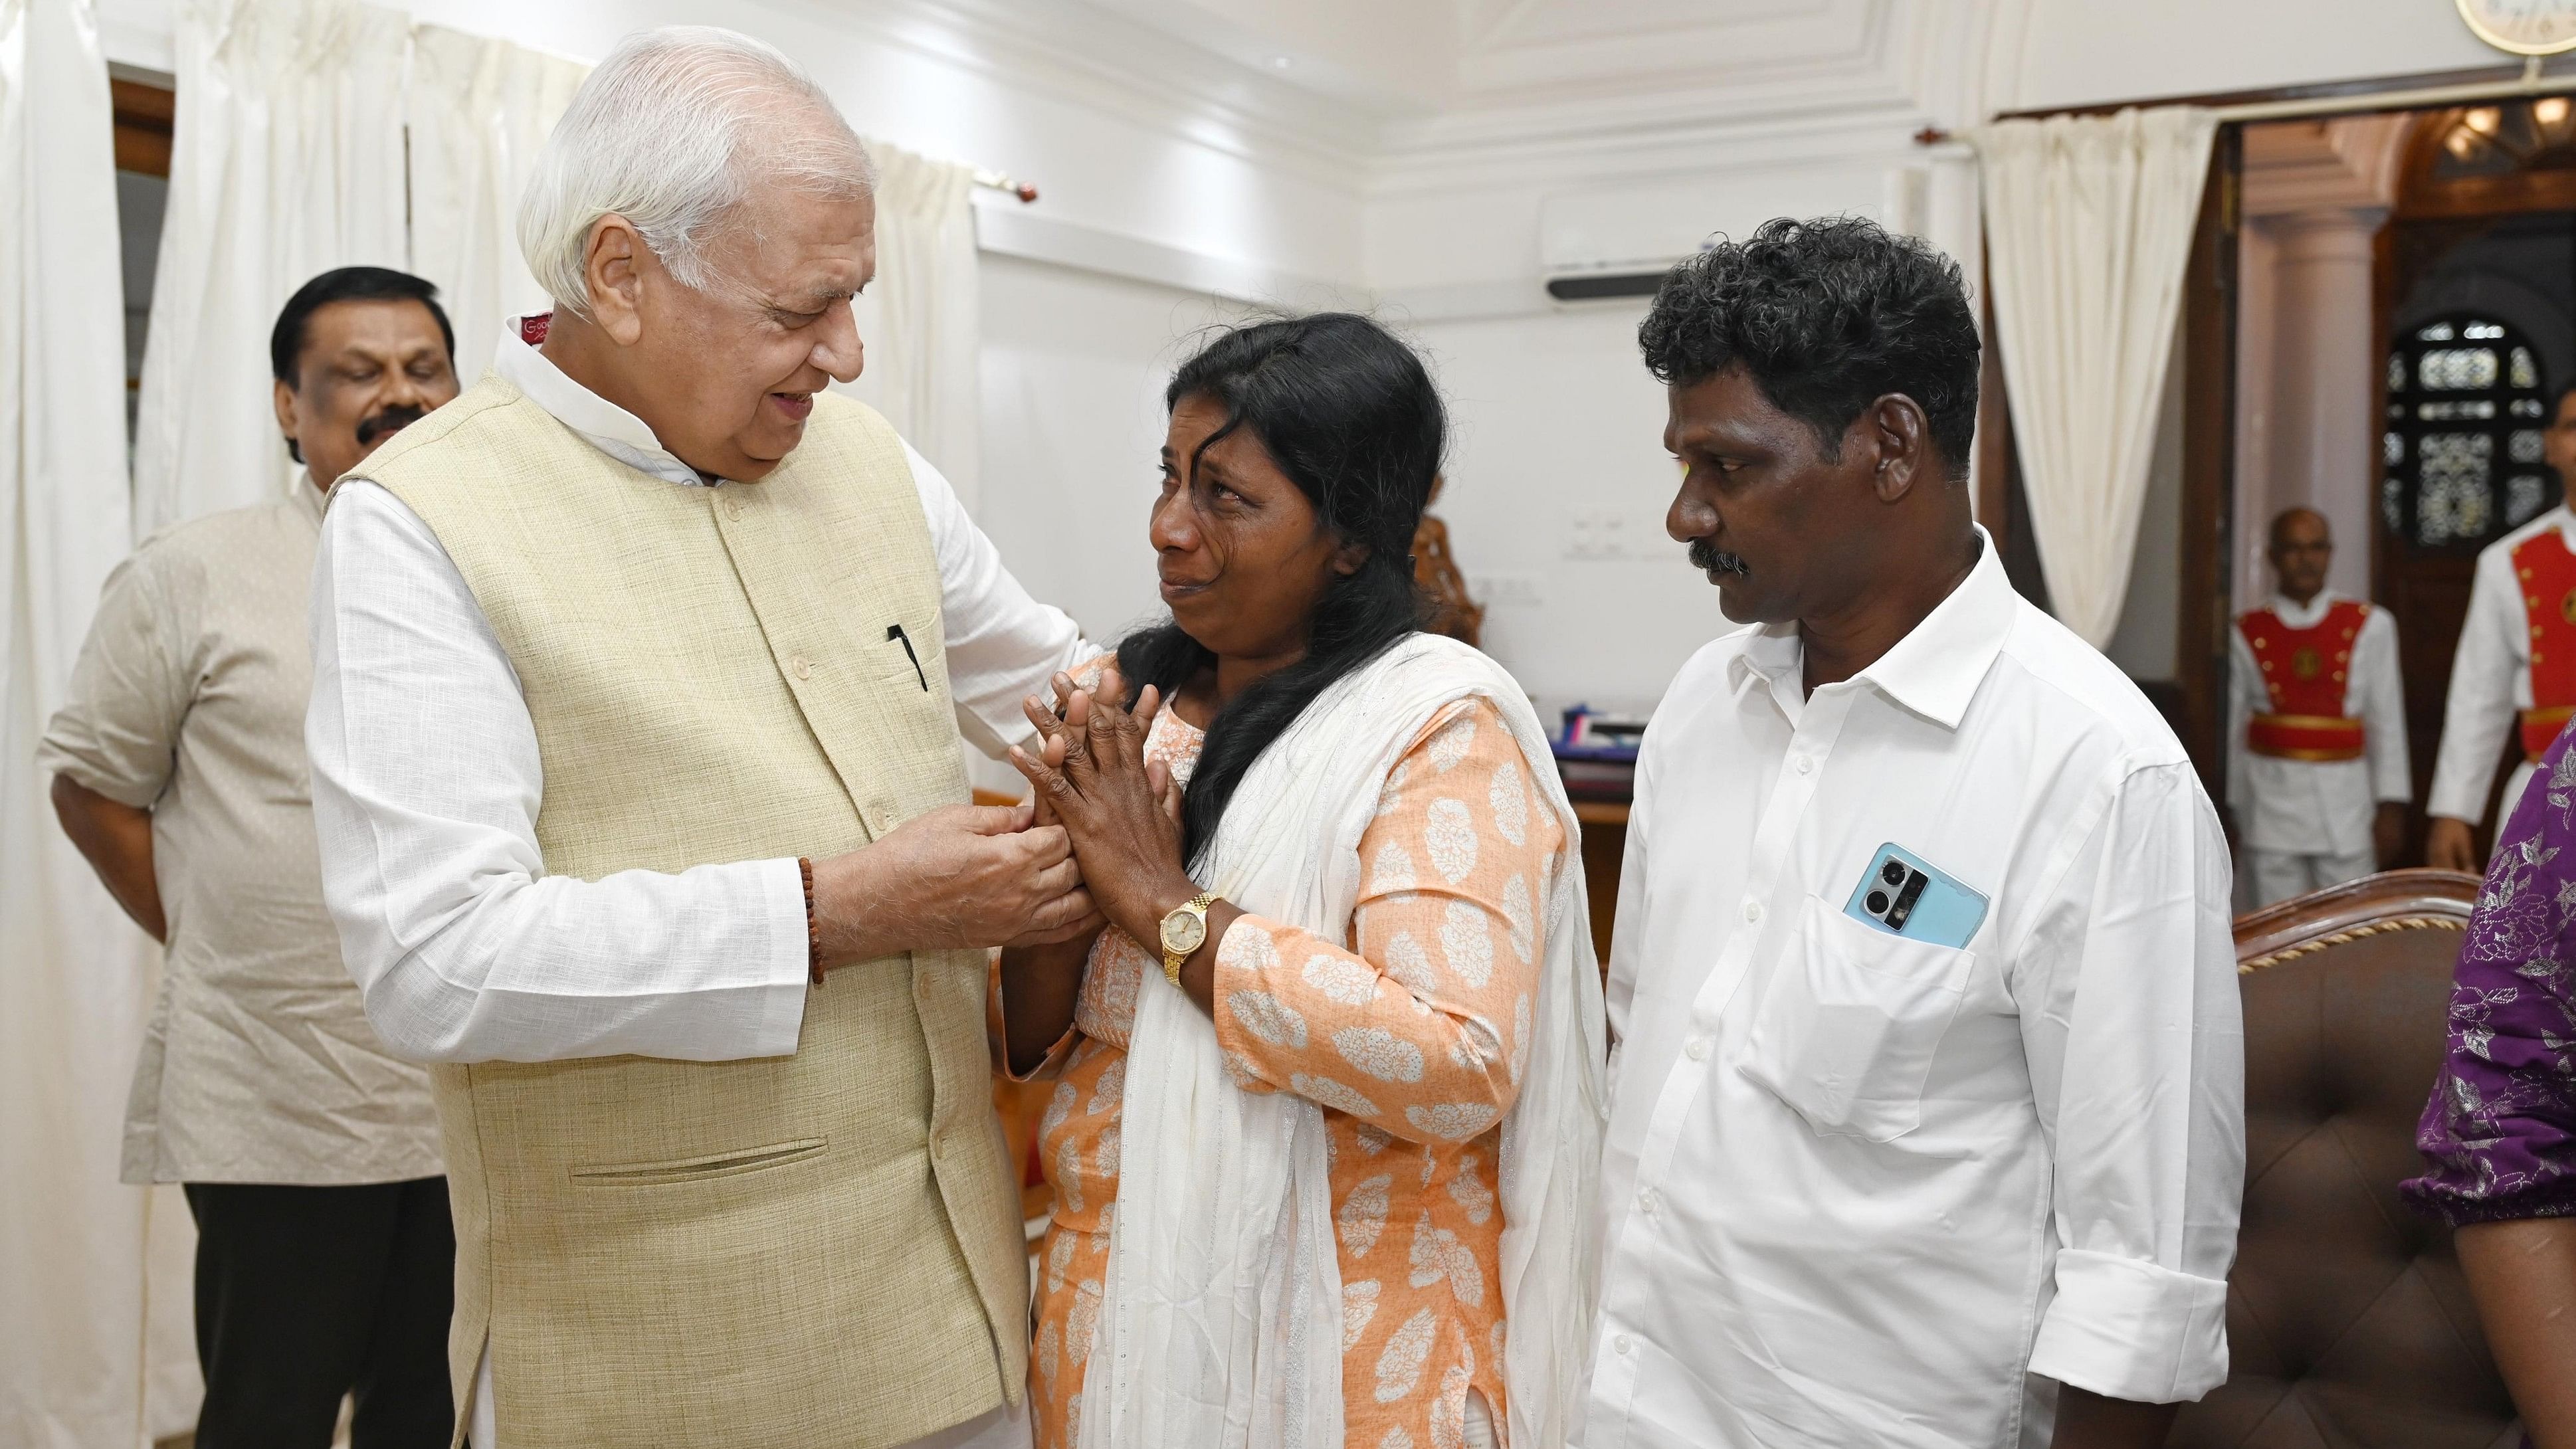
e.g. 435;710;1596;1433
1009;667;1194;949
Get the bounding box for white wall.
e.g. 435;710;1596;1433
1368;145;1924;711
976;253;1260;643
1405;297;1710;722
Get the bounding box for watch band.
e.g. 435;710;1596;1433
1161;892;1216;987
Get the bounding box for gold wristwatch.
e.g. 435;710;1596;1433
1158;892;1216;986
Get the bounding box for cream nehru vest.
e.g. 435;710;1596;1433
344;374;1026;1449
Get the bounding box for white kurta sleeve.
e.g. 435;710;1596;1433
2429;545;2526;823
2018;759;2242;1403
2359;607;2411;805
307;482;812;1066
905;442;1091;758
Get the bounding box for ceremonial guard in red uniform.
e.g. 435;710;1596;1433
2227;508;2409;906
2428;385;2576;874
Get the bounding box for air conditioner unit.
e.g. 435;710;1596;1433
1537;162;1924;302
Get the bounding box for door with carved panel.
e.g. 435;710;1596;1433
2376;306;2557;850
2377;101;2576;856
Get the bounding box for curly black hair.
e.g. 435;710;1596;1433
1638;217;1979;480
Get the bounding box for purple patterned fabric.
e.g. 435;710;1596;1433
2405;727;2576;1226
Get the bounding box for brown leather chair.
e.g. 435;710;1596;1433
2169;869;2520;1449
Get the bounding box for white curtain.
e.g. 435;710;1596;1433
0;2;194;1446
406;24;586;383
132;0;408;539
1973;107;2217;648
865;142;982;511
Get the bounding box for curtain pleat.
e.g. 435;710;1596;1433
867;142;983;513
131;0;408;539
405;24;585;384
1973;107;2217;648
0;1;193;1444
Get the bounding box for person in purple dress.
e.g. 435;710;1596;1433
2407;726;2576;1447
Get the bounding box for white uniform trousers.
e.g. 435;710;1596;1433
2244;846;2379;908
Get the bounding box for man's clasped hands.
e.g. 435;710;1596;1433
799;667;1183;977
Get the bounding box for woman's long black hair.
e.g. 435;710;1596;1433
1116;312;1446;868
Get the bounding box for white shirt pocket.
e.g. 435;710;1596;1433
1736;892;1975;1142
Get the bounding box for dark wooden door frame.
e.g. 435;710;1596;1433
2176;126;2244;806
111;78;171;178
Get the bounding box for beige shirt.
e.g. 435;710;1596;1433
40;476;441;1185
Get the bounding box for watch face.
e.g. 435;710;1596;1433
2460;0;2576;54
1163;908;1208;955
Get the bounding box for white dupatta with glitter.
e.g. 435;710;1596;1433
1076;634;1607;1449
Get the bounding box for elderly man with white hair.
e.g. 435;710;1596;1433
307;26;1089;1449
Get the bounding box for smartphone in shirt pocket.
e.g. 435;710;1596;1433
1842;843;1989;949
1738;847;1987;1142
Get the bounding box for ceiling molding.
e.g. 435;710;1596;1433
2242;115;2413;216
1451;0;1894;110
1380;0;1918;180
1370;90;1932;199
975;201;1350;302
810;0;1945;203
787;0;1387;187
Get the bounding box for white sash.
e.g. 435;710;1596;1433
1077;634;1607;1448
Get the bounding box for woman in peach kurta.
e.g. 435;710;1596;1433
1019;687;1560;1449
994;314;1601;1449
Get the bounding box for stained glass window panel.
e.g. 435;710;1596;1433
2510;473;2550;526
2419;432;2494;545
2421;348;2502;390
2389;313;2547;551
2423;400;2499;420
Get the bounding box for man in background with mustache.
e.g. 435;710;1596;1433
42;266;462;1448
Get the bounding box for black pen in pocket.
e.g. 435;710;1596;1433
887;624;929;692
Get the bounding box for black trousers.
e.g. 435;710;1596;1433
183;1177;456;1449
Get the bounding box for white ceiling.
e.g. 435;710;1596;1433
1455;0;1878;102
858;0;1917;186
1080;0;1887;110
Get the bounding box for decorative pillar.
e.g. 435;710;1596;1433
2260;207;2387;600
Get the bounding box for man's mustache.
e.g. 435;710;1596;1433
355;403;430;447
1688;539;1749;577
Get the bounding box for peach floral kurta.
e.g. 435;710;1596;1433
1023;689;1563;1449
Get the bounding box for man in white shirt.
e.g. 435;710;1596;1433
308;29;1086;1449
1585;217;2242;1449
2225;506;2410;906
2427;383;2576;874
